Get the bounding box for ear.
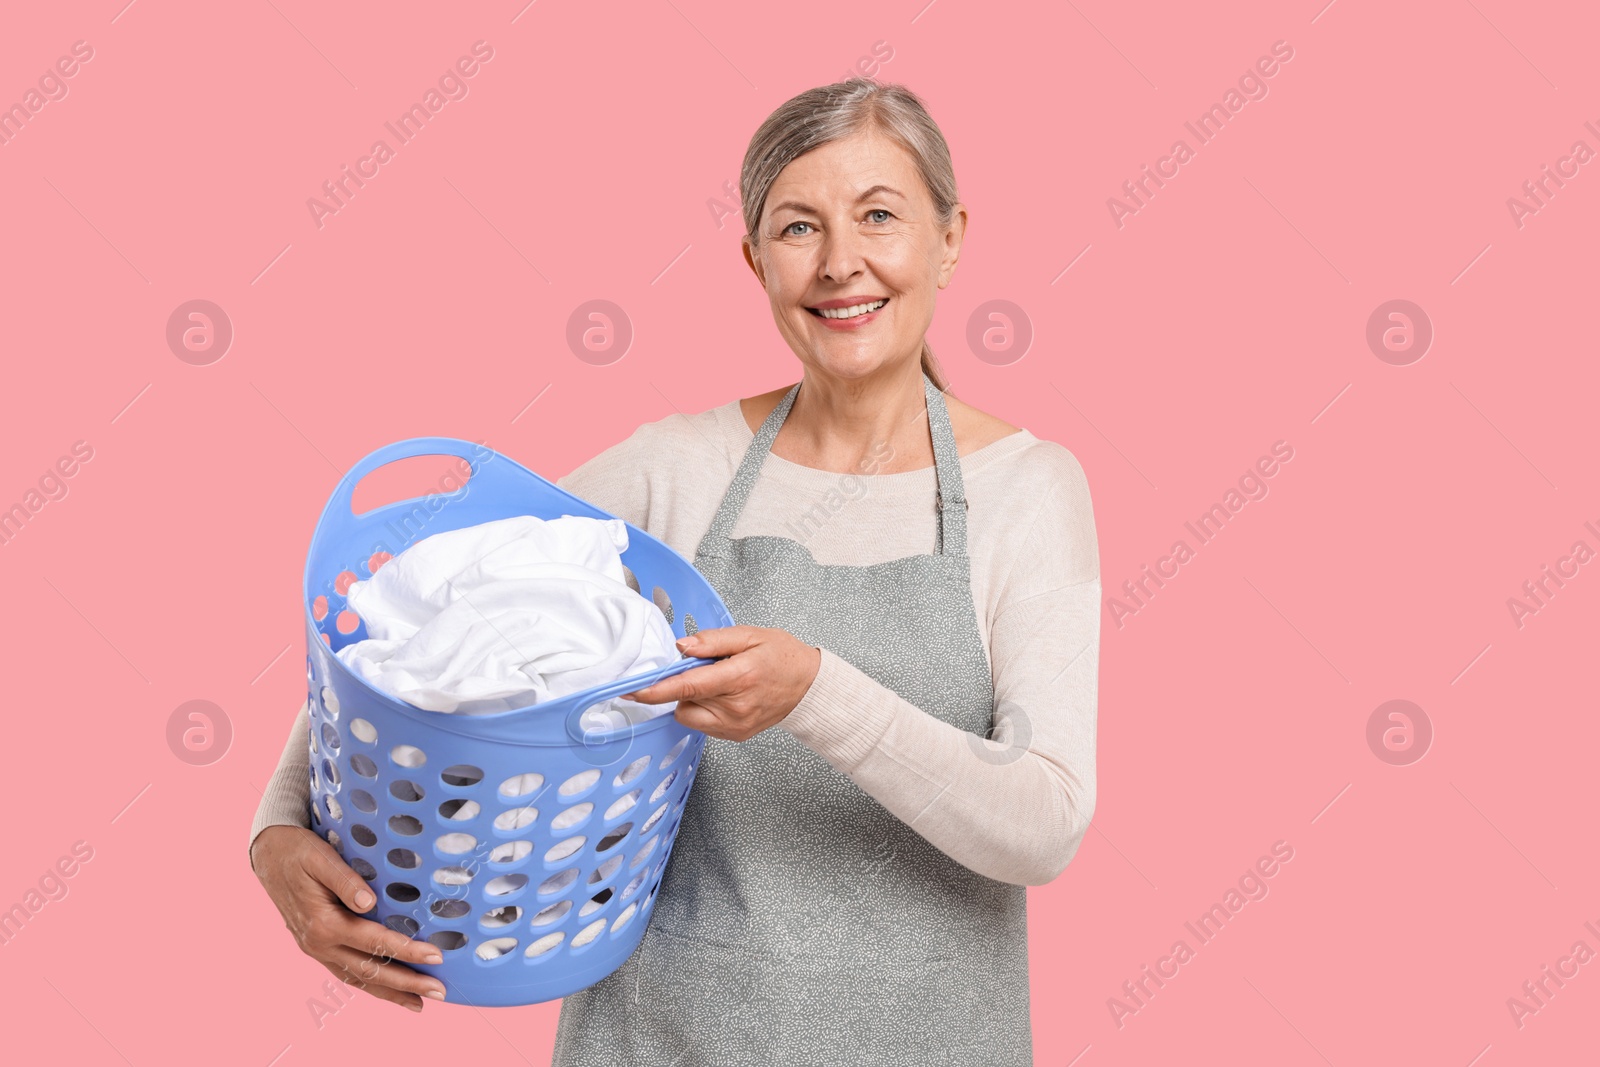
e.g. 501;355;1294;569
742;236;768;288
937;203;967;289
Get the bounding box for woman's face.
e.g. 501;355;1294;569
743;127;965;382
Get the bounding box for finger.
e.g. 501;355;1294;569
325;943;448;1001
625;655;751;706
319;955;430;1011
676;625;761;659
673;701;731;738
333;913;447;968
304;841;378;913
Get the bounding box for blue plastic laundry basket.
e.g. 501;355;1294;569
300;436;730;1007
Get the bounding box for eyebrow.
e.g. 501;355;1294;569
768;185;907;216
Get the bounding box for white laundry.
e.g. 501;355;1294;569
334;515;681;731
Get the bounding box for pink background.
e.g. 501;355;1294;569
2;0;1596;1063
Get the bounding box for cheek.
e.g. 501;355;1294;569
762;251;806;305
879;233;937;290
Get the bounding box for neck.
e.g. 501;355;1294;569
777;362;934;475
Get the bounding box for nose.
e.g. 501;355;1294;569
818;223;868;285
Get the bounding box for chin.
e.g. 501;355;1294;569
808;355;918;385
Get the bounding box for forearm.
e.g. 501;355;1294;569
248;698;314;866
777;585;1100;883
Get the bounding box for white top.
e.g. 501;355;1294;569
250;395;1101;886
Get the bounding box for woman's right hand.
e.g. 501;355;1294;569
251;825;448;1011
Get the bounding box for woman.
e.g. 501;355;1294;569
251;77;1100;1064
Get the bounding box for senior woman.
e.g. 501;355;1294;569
250;77;1100;1064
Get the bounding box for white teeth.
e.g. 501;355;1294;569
815;299;887;320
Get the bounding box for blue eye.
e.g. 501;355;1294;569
783;221;812;236
867;209;892;223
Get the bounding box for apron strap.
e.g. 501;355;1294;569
702;370;970;557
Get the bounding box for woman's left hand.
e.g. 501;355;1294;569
621;626;821;741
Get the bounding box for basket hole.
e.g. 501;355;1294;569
490;840;532;865
336;610;360;635
389;815;424;837
436;833;476;855
350;789;377;814
558;769;600;798
439;798;479;821
350;857;378;881
588;854;623;886
431;899;471;919
350;754;378;778
683;612;698;635
335;570;359;596
349;718;377;744
545;836;586;864
390;745;426;769
312;596;329;622
310;806;322;826
350;453;475;518
389;779;425;803
551;802;593;832
387;848;421;870
323;795;344;821
611;902;639;934
476;937;518;961
531;900;571;927
441;764;483;788
597;823;633;854
525;931;565;959
605;790;640;820
650;770;679;804
433;866;474;887
321;758;341;789
325;830;342;853
320;723;341;752
619;565;640;593
614;756;651;787
480;905;522;929
620;870;648;901
639;803;668;837
659;736;690;771
309;766;319;792
572;918;608;949
499;772;544;799
538;869;579;897
494;806;538;832
427;931;468;952
385;915;419;937
651;586;673;625
629;834;660;870
366;550;393;574
579;887;613;918
320;686;341;720
485;874;529;897
386;882;420;903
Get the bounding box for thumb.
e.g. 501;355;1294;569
307;840;377;913
675;625;751;658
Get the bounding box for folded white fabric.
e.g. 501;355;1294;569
334;515;680;731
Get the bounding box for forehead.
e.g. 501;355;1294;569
767;129;922;206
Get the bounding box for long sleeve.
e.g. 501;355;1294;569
776;452;1100;887
247;698;313;865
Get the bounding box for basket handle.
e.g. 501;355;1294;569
563;654;714;745
323;436;497;521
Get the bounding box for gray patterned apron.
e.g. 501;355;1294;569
551;370;1033;1066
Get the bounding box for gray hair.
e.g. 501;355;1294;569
740;77;959;395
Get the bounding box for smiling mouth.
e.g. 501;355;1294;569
807;298;889;320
